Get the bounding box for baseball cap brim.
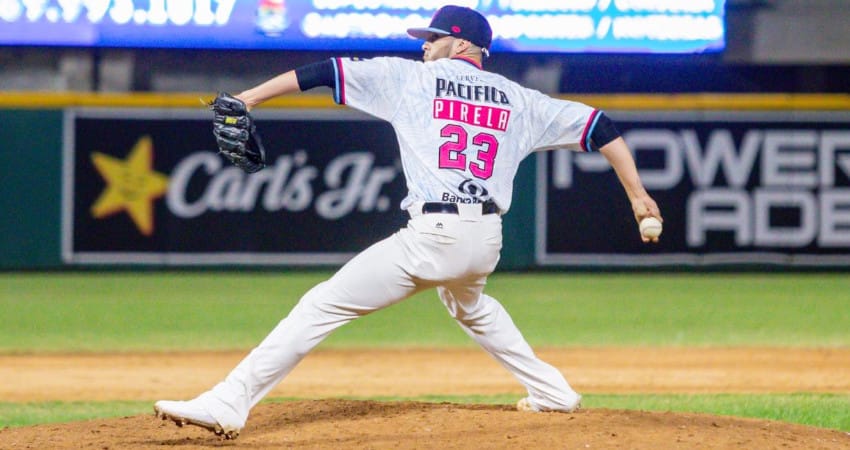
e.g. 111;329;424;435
407;27;451;40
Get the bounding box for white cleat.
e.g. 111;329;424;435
516;397;538;412
516;396;581;413
154;399;241;440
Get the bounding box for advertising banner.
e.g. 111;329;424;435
538;111;850;267
63;108;407;265
1;0;725;54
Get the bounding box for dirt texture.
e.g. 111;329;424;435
2;347;849;449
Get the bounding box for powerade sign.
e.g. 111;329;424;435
538;111;850;267
62;108;406;265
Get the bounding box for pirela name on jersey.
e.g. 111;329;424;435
433;78;511;132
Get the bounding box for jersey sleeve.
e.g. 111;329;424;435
527;91;601;153
331;56;418;122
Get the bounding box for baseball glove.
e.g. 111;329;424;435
209;92;266;173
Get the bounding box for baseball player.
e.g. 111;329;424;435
155;5;662;439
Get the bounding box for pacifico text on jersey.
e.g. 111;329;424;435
434;78;512;132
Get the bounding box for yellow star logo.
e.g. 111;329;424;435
90;136;169;236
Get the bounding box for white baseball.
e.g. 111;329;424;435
639;217;663;239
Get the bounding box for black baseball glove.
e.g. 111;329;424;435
209;92;266;173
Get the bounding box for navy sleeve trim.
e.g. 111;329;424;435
585;111;620;152
332;57;345;104
295;59;335;92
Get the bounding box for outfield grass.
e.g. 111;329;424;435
1;271;848;431
0;272;848;351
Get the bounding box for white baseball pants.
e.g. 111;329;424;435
201;203;580;427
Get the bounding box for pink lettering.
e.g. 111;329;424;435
498;111;509;130
433;99;510;132
434;100;444;116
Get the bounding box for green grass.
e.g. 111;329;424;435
487;273;850;347
582;393;850;432
0;272;848;351
4;394;848;431
0;401;147;428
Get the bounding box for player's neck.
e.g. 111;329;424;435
450;55;483;69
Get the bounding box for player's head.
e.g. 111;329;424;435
407;5;492;62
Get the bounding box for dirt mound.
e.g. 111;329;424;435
3;399;849;449
3;348;849;449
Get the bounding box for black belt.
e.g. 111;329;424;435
421;200;501;215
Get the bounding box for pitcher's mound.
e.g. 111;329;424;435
3;399;848;449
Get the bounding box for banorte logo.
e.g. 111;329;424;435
89;136;400;236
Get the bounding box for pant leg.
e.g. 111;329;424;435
200;210;510;427
204;231;424;427
438;284;581;411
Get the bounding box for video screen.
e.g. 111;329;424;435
0;1;725;53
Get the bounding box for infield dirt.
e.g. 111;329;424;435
2;347;849;449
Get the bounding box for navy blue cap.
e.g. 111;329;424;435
407;5;492;51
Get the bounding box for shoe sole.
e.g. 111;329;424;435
154;405;240;440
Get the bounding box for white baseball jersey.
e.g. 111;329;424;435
331;56;599;213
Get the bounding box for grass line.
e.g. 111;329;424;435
3;394;848;432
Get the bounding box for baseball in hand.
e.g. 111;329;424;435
639;217;663;239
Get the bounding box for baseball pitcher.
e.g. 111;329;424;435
155;5;662;439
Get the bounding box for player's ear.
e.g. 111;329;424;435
454;39;471;54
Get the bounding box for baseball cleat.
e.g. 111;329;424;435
516;396;581;413
516;397;538;412
154;400;241;440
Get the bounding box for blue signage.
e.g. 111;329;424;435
1;1;725;53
